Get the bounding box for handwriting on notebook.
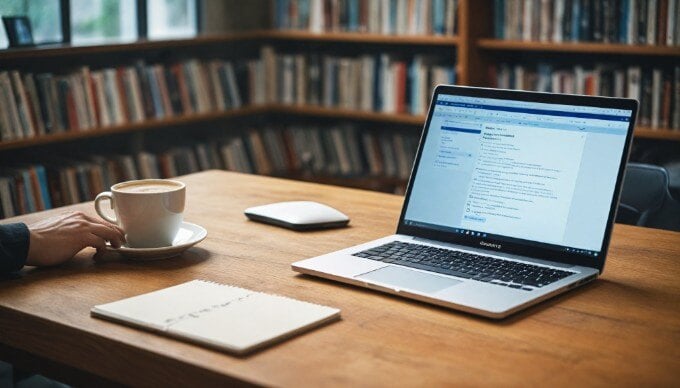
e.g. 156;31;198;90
163;293;255;328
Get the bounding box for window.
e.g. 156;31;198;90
148;0;197;39
0;27;7;49
71;0;137;44
0;0;200;49
0;0;62;46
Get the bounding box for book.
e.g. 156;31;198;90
91;280;341;355
674;65;680;130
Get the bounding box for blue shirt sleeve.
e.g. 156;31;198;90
0;223;29;273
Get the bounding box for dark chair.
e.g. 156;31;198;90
617;163;670;227
662;160;680;200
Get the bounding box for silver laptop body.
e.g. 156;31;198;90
293;86;638;319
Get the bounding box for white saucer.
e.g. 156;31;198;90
105;222;207;261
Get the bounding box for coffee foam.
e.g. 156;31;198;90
116;181;181;194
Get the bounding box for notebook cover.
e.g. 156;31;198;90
91;280;341;356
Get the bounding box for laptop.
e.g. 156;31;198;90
292;85;638;319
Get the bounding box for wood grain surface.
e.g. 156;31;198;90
1;170;679;386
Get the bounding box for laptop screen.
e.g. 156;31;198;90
402;91;634;259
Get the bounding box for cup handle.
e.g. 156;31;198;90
94;192;117;224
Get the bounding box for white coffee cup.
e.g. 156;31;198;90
94;179;186;248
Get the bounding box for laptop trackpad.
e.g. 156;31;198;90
356;266;461;293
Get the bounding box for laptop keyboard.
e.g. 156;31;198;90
352;241;575;291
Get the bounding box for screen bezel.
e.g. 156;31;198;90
396;85;638;272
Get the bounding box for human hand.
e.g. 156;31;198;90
26;211;126;266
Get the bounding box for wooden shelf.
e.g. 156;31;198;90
0;32;262;60
0;30;461;62
477;39;680;56
269;104;427;126
635;127;680;141
265;30;460;45
0;106;267;151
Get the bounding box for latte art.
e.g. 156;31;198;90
117;183;179;194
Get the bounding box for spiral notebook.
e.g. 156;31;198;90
91;280;341;355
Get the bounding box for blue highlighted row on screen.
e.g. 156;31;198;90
441;126;482;134
464;215;486;222
435;101;630;122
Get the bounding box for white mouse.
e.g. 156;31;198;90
244;201;350;230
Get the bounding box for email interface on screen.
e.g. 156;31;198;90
404;94;632;257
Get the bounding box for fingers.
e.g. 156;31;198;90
68;212;125;250
67;211;126;246
88;223;125;248
83;233;108;252
76;212;126;237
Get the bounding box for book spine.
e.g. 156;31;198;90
92;72;110;127
164;66;184;115
135;61;156;119
154;65;174;117
59;78;79;131
494;0;504;38
666;0;676;45
10;71;35;138
673;65;680;130
539;0;551;42
637;0;647;44
70;74;88;130
646;0;657;45
23;73;46;136
37;166;53;209
80;67;98;128
20;170;36;213
0;81;13;141
651;68;662;128
657;0;667;45
640;68;653;125
172;63;192;114
28;167;44;211
216;64;232;109
0;73;19;140
146;66;165;119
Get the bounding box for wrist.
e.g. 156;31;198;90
0;223;30;271
25;229;42;266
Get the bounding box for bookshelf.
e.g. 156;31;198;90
1;0;679;218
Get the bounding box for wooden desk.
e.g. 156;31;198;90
1;171;679;386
